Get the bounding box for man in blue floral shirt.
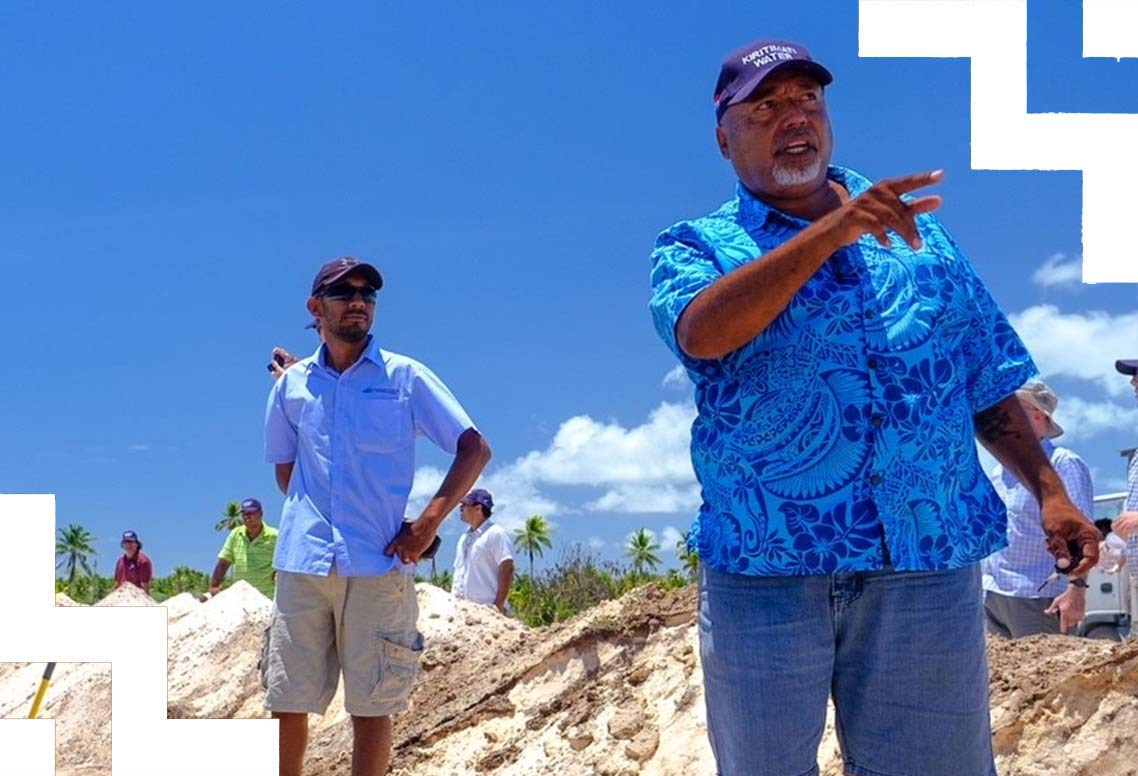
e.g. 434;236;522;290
650;38;1100;776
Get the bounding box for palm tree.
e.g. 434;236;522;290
514;515;554;578
170;566;207;595
675;531;699;580
215;501;243;532
55;524;97;591
626;528;662;576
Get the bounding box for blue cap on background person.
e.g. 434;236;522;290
121;530;142;549
461;489;494;514
241;498;262;513
713;38;833;122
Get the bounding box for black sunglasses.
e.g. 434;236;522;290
320;283;377;303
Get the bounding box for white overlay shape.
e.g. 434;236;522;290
0;495;277;776
860;0;1138;283
0;719;55;776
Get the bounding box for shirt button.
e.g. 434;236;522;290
868;359;879;370
865;310;877;320
869;473;883;486
871;415;883;427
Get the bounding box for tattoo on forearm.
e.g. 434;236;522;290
975;406;1020;443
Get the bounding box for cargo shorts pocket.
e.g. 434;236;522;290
370;632;424;707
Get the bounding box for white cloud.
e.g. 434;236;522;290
660;525;684;552
408;465;447;500
408;401;700;532
587;536;606;550
511;401;696;488
1031;254;1083;289
1053;397;1138;442
1009;305;1138;398
662;365;691;390
404;466;447;521
476;467;561;532
585;484;701;514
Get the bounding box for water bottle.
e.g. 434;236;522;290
1099;533;1126;574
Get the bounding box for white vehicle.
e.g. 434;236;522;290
1077;492;1131;641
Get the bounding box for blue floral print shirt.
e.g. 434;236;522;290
649;167;1037;576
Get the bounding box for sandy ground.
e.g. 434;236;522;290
7;580;1135;775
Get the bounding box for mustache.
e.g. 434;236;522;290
774;129;818;152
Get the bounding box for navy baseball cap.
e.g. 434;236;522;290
241;498;262;513
1116;359;1138;376
310;256;384;296
121;530;139;543
714;39;833;121
461;489;494;511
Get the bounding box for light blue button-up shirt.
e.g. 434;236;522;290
649;166;1037;576
981;440;1094;598
264;337;475;577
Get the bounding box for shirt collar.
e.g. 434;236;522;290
736;165;873;230
467;519;492;536
310;335;384;373
239;524;267;541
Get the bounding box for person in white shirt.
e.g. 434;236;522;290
451;489;514;613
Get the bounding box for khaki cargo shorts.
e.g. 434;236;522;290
261;567;423;717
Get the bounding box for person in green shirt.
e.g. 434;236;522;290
209;498;279;599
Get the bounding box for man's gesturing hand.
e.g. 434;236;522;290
822;169;944;251
1042;498;1101;578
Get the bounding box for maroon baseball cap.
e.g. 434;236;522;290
714;39;833;121
310;256;384;296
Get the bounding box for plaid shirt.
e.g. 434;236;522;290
1126;453;1138;570
982;440;1095;598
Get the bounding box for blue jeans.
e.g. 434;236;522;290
699;563;996;776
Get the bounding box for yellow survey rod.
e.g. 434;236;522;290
27;662;56;719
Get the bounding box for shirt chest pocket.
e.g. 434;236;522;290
354;393;408;454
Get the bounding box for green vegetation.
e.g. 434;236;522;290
505;541;694;628
55;524;98;591
676;530;699;578
56;569;217;603
625;527;662;576
54;517;700;622
514;515;554;578
415;568;453;592
215;501;243;533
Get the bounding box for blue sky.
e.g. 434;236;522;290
2;1;1135;578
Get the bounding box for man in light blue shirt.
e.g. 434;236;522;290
982;381;1095;636
263;256;491;776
